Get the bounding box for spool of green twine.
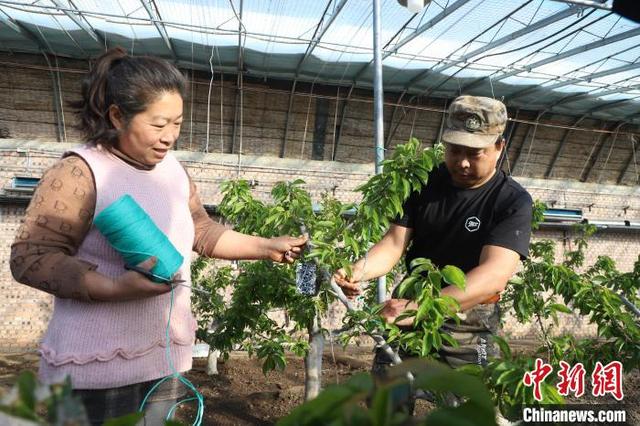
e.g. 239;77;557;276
94;194;184;282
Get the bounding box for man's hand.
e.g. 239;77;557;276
441;245;519;311
265;235;308;263
331;224;412;299
381;298;418;327
333;263;365;298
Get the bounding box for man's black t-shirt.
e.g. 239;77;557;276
393;164;533;274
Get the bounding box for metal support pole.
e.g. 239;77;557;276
551;0;612;10
373;0;386;304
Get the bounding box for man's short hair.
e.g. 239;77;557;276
441;96;507;149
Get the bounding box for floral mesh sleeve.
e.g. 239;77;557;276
10;155;97;301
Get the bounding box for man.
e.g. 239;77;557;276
334;95;533;410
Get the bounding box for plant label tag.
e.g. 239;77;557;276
296;262;318;296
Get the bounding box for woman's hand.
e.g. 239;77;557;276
87;257;175;301
265;235;308;263
381;298;418;327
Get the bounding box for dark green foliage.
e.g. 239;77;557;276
278;359;498;426
0;370;166;425
196;139;446;374
501;220;640;373
489;219;640;419
476;337;564;421
190;257;232;343
193;137;639;421
340;259;465;359
531;199;546;231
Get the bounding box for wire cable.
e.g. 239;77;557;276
597;125;620;183
139;288;205;426
631;134;639;184
424;8;600;96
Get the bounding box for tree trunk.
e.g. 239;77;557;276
329;278;418;382
304;313;323;401
206;348;220;375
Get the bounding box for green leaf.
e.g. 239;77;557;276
441;332;459;348
409;258;431;269
550;303;572;314
370;385;392;426
275;355;287;371
422;154;433;171
496;369;520;386
427;271;442;288
396;276;417;298
402;179;411;200
103;413;145;426
421;334;432;357
415;301;430;322
277;375;370;426
414;168;428;182
17;371;37;412
262;357;276;374
491;335;512;360
433;331;442;349
391;196;402;217
441;265;466;289
398;360;496;422
396;310;417;324
439;295;460;314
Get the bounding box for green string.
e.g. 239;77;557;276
138;288;205;425
94;194;184;281
94;195;204;424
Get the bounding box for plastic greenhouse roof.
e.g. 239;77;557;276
0;0;639;124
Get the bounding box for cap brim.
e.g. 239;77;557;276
442;129;497;148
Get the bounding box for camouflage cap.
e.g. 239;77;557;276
441;95;507;148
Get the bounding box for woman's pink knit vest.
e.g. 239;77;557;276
39;144;196;389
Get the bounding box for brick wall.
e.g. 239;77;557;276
0;205;53;352
0;51;638;351
1;52;638;185
1;142;638;351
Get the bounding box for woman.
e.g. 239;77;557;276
9;47;306;425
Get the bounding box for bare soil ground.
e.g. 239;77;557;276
0;344;637;425
175;346;375;425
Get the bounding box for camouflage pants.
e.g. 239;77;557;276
371;303;501;415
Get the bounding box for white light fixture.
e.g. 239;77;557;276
397;0;430;14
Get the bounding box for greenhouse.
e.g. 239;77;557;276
0;0;638;425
